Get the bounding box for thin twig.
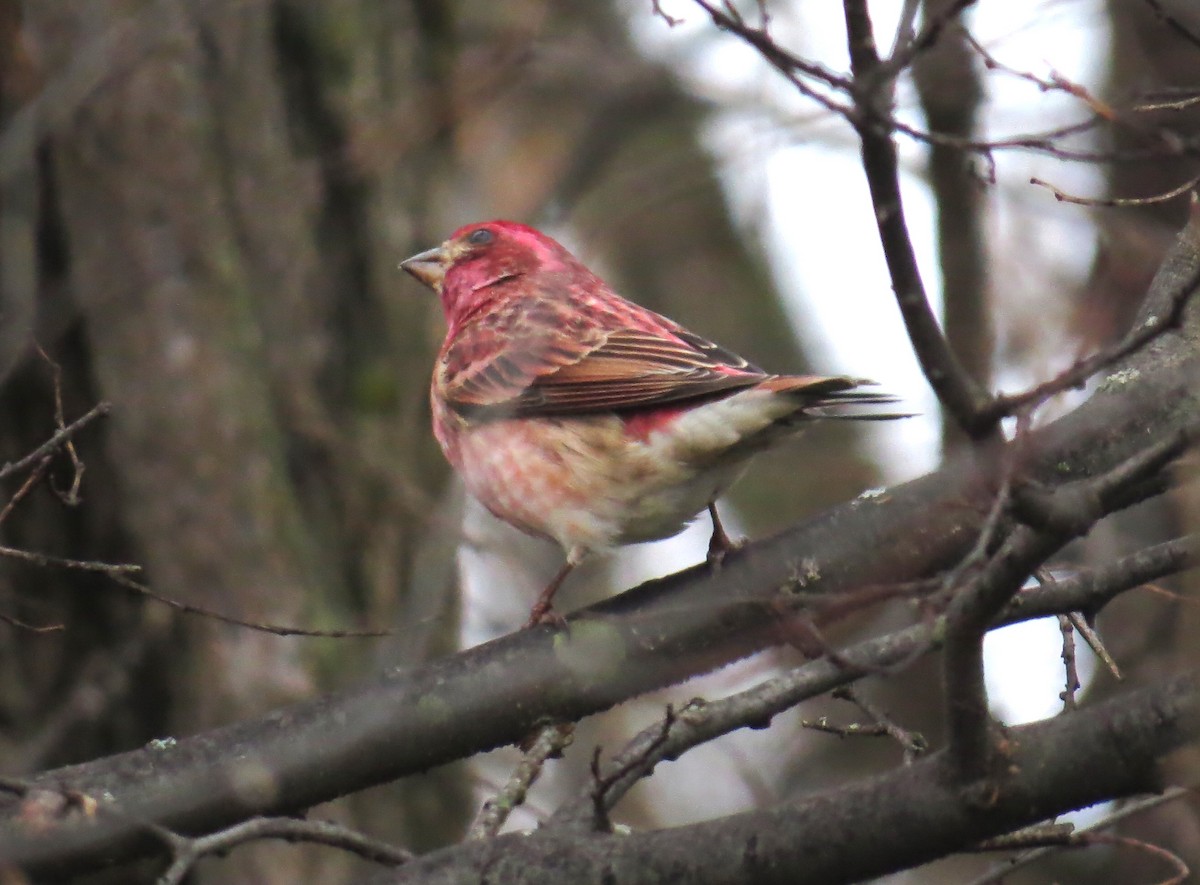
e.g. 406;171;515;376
153;816;412;884
832;686;927;762
36;346;86;506
650;0;683;27
0;401;111;481
469;723;574;839
1069;611;1122;680
962;32;1117;119
979;202;1200;424
0;545;142;574
1057;613;1080;711
0;545;389;638
106;572;390;638
973;822;1076;851
0;610;64;633
1031;173;1200;207
0;455;52;525
967;787;1193;885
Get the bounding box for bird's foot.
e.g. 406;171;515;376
706;534;745;570
525;601;568;630
706;503;743;570
524;558;577;629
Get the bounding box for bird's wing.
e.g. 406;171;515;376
439;325;773;420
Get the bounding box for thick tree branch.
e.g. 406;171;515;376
371;671;1200;885
942;527;1064;778
548;528;1196;833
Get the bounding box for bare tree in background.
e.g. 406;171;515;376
0;1;1196;883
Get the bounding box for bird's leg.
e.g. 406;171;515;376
707;502;741;568
525;555;579;628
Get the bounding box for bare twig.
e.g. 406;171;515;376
1069;611;1121;680
0;401;111;481
886;0;921;60
0;545;389;638
1088;833;1189;884
36;346;86;506
1057;613;1080;711
832;686;927;762
469;723;574;839
973;822;1077;852
1030;173;1200;207
0;455;52;525
650;0;683;27
0;610;64;633
1137;91;1200;113
152;816;411;884
0;545;142;574
981;239;1199;424
963;32;1117;119
105;572;390;638
968;787;1193;885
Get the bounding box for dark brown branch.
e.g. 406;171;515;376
944;424;1195;778
1008;534;1198;620
548;533;1197;832
843;0;993;439
942;528;1063;778
373;671;1200;885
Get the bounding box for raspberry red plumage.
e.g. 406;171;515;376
401;220;902;624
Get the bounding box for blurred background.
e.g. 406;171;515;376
0;0;1197;882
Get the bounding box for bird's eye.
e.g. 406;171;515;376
468;228;494;246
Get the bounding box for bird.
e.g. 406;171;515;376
401;220;904;625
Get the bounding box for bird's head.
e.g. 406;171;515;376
400;221;578;325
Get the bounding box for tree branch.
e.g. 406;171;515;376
843;0;994;439
372;671;1200;885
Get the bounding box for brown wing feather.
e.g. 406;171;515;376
441;327;768;420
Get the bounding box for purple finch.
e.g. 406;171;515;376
402;221;901;624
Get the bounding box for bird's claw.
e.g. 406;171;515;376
706;535;745;570
525;602;568;630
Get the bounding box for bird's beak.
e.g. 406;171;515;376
399;244;449;291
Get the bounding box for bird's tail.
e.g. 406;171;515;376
764;375;914;422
